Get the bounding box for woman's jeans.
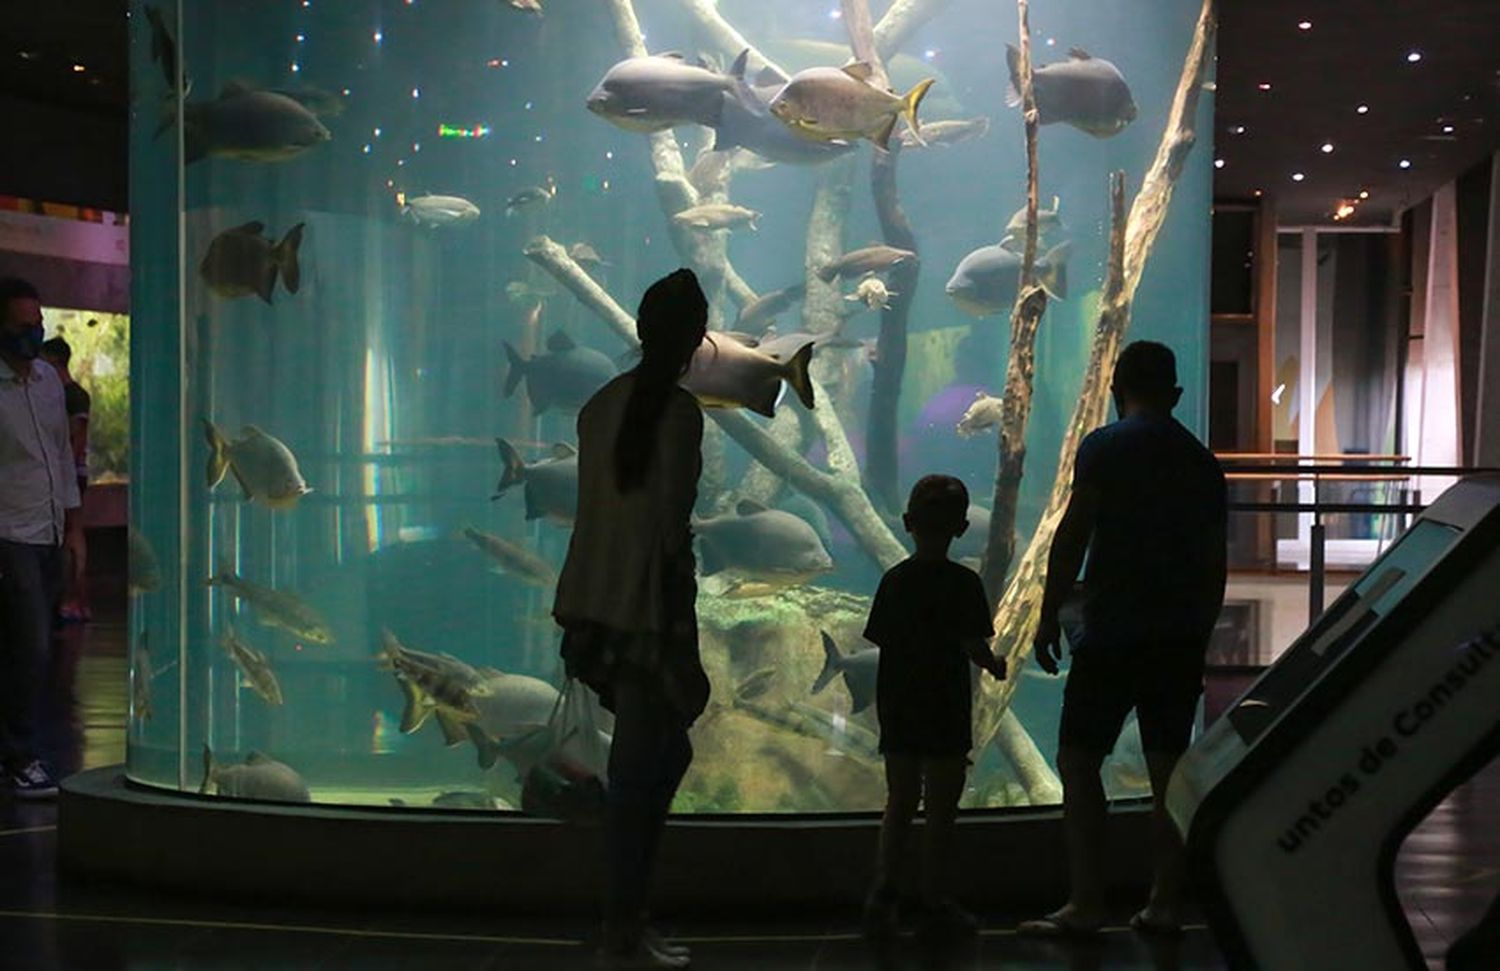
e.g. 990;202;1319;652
606;669;694;931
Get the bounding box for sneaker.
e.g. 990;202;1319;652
915;897;979;941
8;760;59;799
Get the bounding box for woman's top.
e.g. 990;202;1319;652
553;371;703;635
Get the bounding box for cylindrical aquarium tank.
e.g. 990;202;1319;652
124;0;1212;818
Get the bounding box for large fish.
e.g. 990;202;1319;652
182;82;331;164
945;241;1071;317
199;221;304;304
206;568;335;645
816;244;916;283
696;499;834;597
400;192;480;228
586;53;733;133
491;439;579;524
221;623;284;706
376;630;492;744
1001;195;1065;249
760;39;964;119
673;203;760;233
734;283;806;331
681;334;814;418
203;419;311;510
753;328;861;366
768;63;933;150
956;390;1004;438
201;745;311;802
811;630;879;714
462;525;556;589
711;50;857;165
1007;45;1137;138
503;330;618;415
128;527;161;595
465;673;568;771
505;178;555;216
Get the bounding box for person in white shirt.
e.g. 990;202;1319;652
554;269;708;969
0;277;81;798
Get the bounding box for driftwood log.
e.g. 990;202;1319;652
979;0;1047;606
974;0;1219;752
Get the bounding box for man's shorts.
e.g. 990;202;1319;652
1058;644;1206;755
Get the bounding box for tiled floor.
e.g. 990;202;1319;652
1;609;1495;969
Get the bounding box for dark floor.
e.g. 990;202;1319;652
0;598;1495;969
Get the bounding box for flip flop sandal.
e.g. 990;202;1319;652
1017;914;1103;938
1130;910;1185;937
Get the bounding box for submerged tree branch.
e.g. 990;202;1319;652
975;0;1218;752
978;0;1045;607
874;0;953;59
524;236;638;347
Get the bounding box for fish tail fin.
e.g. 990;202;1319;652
1004;44;1023;108
275;223;305;295
375;629;401;670
898;78;935;147
781;342;816;410
872;115;898;152
203;418;230;489
811;631;842;695
815;263;838;284
502;342;527;399
492;438;526;497
1041;240;1071;301
469;725;502;770
200;743;216;794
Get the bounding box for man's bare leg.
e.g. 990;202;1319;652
1137;749;1188;928
1021;745;1109;932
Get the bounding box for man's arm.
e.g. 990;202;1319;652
1033;482;1099;673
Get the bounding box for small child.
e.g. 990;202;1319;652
862;474;1005;940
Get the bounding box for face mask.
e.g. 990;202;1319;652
0;324;44;360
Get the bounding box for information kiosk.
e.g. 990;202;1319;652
1169;476;1500;970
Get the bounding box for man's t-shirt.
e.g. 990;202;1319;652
1073;414;1227;650
864;557;994;756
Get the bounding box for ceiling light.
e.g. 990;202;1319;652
1297;20;1312;30
1356;104;1369;114
1257;82;1272;91
71;63;85;73
18;50;38;61
1442;124;1455;134
1214;158;1225;169
1230;124;1246;135
1291;172;1305;182
1359;190;1370;199
1398;159;1411;169
1253;189;1263;197
1320;142;1334;153
1406;51;1422;63
1334;202;1356;219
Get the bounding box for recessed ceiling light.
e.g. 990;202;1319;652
1214;158;1225;169
1357;104;1370;114
1320;142;1334;153
1359;190;1370;199
1398;159;1412;169
1406;51;1422;63
1297;20;1312;30
1442;124;1455;133
1291;172;1305;182
1257;82;1272;91
1253;189;1263;197
71;63;85;73
1230;124;1247;135
18;50;38;61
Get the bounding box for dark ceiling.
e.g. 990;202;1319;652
0;1;1497;224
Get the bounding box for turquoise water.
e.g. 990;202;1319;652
126;0;1212;813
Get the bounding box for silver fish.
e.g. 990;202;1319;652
768;63;933;150
507;0;543;14
1000;195;1065;250
1007;45;1137;138
760;39;964;118
182;82;331;164
400;193;480;228
898;116;990;148
203;419;312;510
503;330;618;415
681;334;814;418
198;221;304;304
696;499;834;596
567;242;609;269
956;390;1005;438
712;50;857;166
221;623;284;706
206;568;335;645
945;241;1071;317
673;203;760;232
377;630;492;743
811;630;879;714
491;439;578;524
462;525;556;589
505;177;555;216
586;53;733;133
201;745;311;802
816;245;916;283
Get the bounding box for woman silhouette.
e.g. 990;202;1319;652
554;268;709;968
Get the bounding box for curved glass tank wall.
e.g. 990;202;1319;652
127;0;1212;814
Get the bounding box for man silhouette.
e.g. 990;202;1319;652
1021;341;1227;936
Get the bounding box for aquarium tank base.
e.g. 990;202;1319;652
60;768;1156;914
